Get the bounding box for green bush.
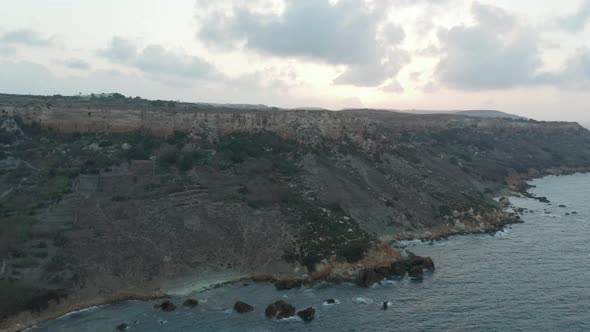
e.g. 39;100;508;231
53;233;68;247
336;241;370;263
45;254;65;272
12;257;40;268
98;140;113;148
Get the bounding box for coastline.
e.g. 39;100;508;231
1;292;166;332
5;168;590;332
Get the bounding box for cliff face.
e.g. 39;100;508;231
3;103;582;144
2;94;590;327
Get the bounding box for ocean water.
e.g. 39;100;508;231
31;173;590;332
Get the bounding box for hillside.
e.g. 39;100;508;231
1;93;590;326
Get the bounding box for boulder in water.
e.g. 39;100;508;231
265;303;278;318
183;298;199;308
234;301;254;313
297;307;315;321
273;300;296;320
154;300;176;312
116;323;129;331
323;298;336;304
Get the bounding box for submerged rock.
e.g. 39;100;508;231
116;323;129;331
183;298;199;308
323;298;336;305
154;300;176;312
297;307;315;321
234;301;254;313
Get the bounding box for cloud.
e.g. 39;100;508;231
557;0;590;33
435;2;542;90
0;60;302;108
56;58;91;70
97;36;137;62
196;0;408;87
380;80;404;93
334;48;409;86
135;45;219;79
98;36;220;82
0;45;16;56
0;29;56;47
537;48;590;89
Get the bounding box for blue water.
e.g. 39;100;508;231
31;174;590;331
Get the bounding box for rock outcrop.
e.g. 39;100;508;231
182;299;198;308
297;307;315;321
274;279;303;290
154;300;176;312
234;301;254;313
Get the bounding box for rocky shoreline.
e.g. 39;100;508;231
1;292;166;332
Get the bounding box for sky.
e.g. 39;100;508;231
0;0;589;122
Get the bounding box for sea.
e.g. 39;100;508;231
30;173;590;331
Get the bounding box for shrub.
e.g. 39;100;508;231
336;241;370;263
302;255;322;272
12;257;40;268
98;140;113;148
45;254;65;272
31;250;48;258
53;233;68;247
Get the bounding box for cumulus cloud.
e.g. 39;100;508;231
97;36;137;62
435;2;542;90
196;0;408;87
98;36;220;82
558;0;590;33
0;29;56;47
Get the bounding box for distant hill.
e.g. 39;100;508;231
398;109;527;120
455;110;527;120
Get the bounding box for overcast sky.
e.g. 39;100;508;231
0;0;589;122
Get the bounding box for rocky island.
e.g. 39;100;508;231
1;93;590;330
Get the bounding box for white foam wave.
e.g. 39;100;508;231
352;297;373;304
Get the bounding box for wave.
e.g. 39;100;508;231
352;297;373;304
